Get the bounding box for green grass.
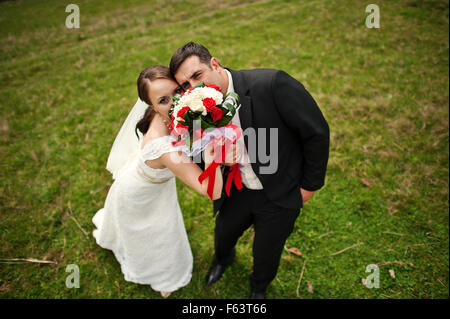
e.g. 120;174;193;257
0;0;448;299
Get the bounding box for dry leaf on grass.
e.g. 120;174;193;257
30;151;38;162
389;269;396;279
1;120;9;142
0;120;9;133
306;280;314;294
360;178;371;187
286;247;302;256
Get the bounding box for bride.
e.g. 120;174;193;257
92;65;238;298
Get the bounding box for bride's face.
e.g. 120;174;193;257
148;78;182;120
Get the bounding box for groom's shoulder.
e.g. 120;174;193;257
231;68;285;88
235;68;280;79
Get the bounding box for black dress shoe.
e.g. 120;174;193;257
249;290;266;299
205;248;235;286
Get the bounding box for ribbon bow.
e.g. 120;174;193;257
198;124;243;200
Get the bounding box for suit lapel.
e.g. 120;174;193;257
228;69;253;145
221;69;262;190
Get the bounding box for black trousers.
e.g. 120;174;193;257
214;184;301;292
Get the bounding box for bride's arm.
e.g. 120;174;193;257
157;142;234;200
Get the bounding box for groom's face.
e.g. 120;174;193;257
174;55;226;93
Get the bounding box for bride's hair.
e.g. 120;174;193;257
135;65;173;137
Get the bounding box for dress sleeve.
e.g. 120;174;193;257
141;136;181;161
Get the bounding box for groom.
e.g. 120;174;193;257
170;42;329;299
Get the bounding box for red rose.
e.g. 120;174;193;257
203;97;216;111
177;106;189;119
175;122;188;135
176;121;188;130
211;107;223;122
206;84;222;92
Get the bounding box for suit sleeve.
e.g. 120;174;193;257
272;70;330;191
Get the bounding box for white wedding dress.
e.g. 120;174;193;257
92;135;193;292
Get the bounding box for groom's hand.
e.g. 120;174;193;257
300;188;315;203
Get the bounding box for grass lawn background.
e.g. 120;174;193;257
0;0;448;298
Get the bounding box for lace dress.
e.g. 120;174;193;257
92;135;193;292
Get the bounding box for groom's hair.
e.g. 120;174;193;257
170;42;213;75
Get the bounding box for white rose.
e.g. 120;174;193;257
204;87;223;105
178;95;189;108
173;103;182;116
189;99;205;113
195;87;223;105
192;89;204;102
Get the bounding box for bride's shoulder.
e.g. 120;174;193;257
140;118;170;150
141;133;169;150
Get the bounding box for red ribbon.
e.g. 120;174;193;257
225;163;243;196
198;141;225;200
171;138;186;147
198;124;243;200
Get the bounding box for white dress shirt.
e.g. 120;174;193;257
225;69;263;190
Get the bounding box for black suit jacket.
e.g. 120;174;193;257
211;68;329;215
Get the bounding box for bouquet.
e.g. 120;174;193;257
168;82;243;199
